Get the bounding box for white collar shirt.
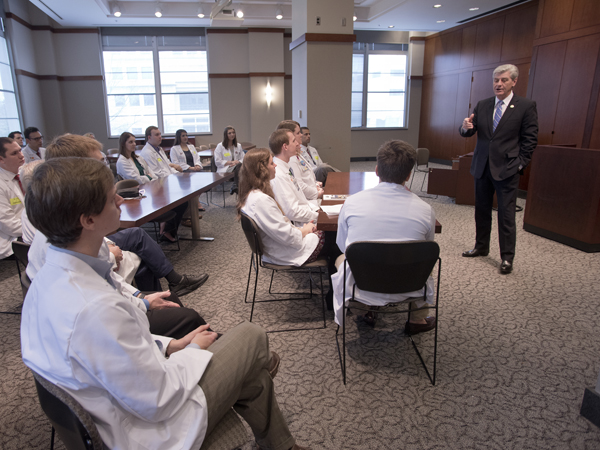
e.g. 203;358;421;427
494;91;514;120
270;156;319;226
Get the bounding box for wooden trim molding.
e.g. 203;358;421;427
15;69;103;81
284;74;292;79
409;36;426;42
289;33;356;50
6;12;98;34
206;29;248;34
249;72;285;77
410;75;424;80
209;72;286;79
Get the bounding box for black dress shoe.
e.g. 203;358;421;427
462;248;489;257
500;260;513;274
169;274;209;297
405;316;437;335
230;185;238;195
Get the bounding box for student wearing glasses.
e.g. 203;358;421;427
22;127;46;163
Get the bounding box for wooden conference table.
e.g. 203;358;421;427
317;172;442;233
119;171;233;240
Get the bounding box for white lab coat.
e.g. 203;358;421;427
0;166;24;258
270;157;319;227
288;154;319;200
140;143;177;178
21;247;212;450
242;190;319;266
332;182;437;325
22;144;46;164
214;143;244;174
170;144;202;171
300;145;321;168
116;154;156;184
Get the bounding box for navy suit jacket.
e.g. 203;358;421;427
459;95;538;181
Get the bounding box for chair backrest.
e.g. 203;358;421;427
107;148;119;156
198;144;209;150
416;148;430;167
345;241;439;294
210;155;217;172
31;370;104;450
12;241;30;267
240;212;264;257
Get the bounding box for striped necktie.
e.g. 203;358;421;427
493;100;504;132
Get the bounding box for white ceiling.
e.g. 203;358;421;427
30;0;531;32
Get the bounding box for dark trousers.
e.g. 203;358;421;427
143;291;206;339
164;203;188;237
474;163;520;262
108;227;174;291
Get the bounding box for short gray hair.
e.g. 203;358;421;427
19;160;44;192
493;64;519;80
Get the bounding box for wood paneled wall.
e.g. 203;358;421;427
419;2;538;160
420;0;600;160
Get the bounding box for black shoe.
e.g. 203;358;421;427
462;248;489;257
405;316;437;335
500;260;513;274
169;274;209;297
230;185;238;195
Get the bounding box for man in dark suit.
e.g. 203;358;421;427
459;64;538;274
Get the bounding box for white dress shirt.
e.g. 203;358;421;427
270;157;319;226
494;91;514;122
214;143;244;174
0;166;24;258
21;246;212;450
242;190;319;266
140;143;177;178
22;145;46;164
288;154;319;200
332;181;436;325
116;154;156;184
170;144;201;171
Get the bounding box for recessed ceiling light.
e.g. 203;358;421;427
388;25;394;28
197;6;205;18
433;4;442;8
112;4;121;17
154;4;162;18
469;7;479;11
437;20;445;23
236;9;244;18
275;8;283;20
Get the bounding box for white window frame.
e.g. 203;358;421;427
0;11;23;135
352;43;409;130
101;35;211;138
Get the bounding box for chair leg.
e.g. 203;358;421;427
421;168;428;191
249;256;259;322
320;269;326;329
244;254;254;304
50;425;55;450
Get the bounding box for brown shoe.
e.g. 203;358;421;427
268;351;280;379
405;316;436;335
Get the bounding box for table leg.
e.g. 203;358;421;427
182;195;214;242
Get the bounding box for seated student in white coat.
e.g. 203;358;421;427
299;127;338;185
21;156;311;450
238;148;325;266
170;128;203;172
116;132;156;184
277;121;323;201
268;129;320;227
332;140;437;333
140;126;187;243
214;125;245;194
0;137;25;259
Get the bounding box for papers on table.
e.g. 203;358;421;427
323;194;349;200
320;204;344;216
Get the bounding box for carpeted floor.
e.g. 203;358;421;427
1;162;599;449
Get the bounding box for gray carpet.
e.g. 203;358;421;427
1;162;600;449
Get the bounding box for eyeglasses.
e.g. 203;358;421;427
30;136;43;141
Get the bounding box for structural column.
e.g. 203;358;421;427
290;0;355;171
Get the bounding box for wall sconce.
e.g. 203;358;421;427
265;81;273;107
112;3;122;17
155;3;163;17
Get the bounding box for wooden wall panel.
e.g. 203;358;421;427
539;0;574;37
451;72;473;157
513;62;531;97
571;0;600;31
530;42;567;145
552;34;600;147
433;30;462;74
501;5;537;61
423;35;437;76
460;25;477;69
473;16;505;66
589;89;600;149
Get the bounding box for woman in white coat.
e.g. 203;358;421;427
170;129;203;172
116;132;156;184
214;125;245;195
237;147;324;266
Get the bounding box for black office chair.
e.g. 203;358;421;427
209;156;232;208
31;370;248;450
336;240;441;385
1;241;31;314
240;212;327;332
115;179;180;251
409;148;430;191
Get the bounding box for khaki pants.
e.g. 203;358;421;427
199;321;295;450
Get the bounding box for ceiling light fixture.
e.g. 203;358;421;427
236;9;244;18
469;7;479;11
433;4;442;8
155;4;162;18
437;19;445;23
112;4;121;17
388;25;394;28
275;8;283;20
198;5;205;18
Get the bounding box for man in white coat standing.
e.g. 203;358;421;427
21;156;311;450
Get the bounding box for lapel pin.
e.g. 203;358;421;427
510;105;514;108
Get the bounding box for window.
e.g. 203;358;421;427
352;43;408;129
102;35;210;137
0;36;21;136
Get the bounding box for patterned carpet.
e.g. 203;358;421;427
1;162;599;449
